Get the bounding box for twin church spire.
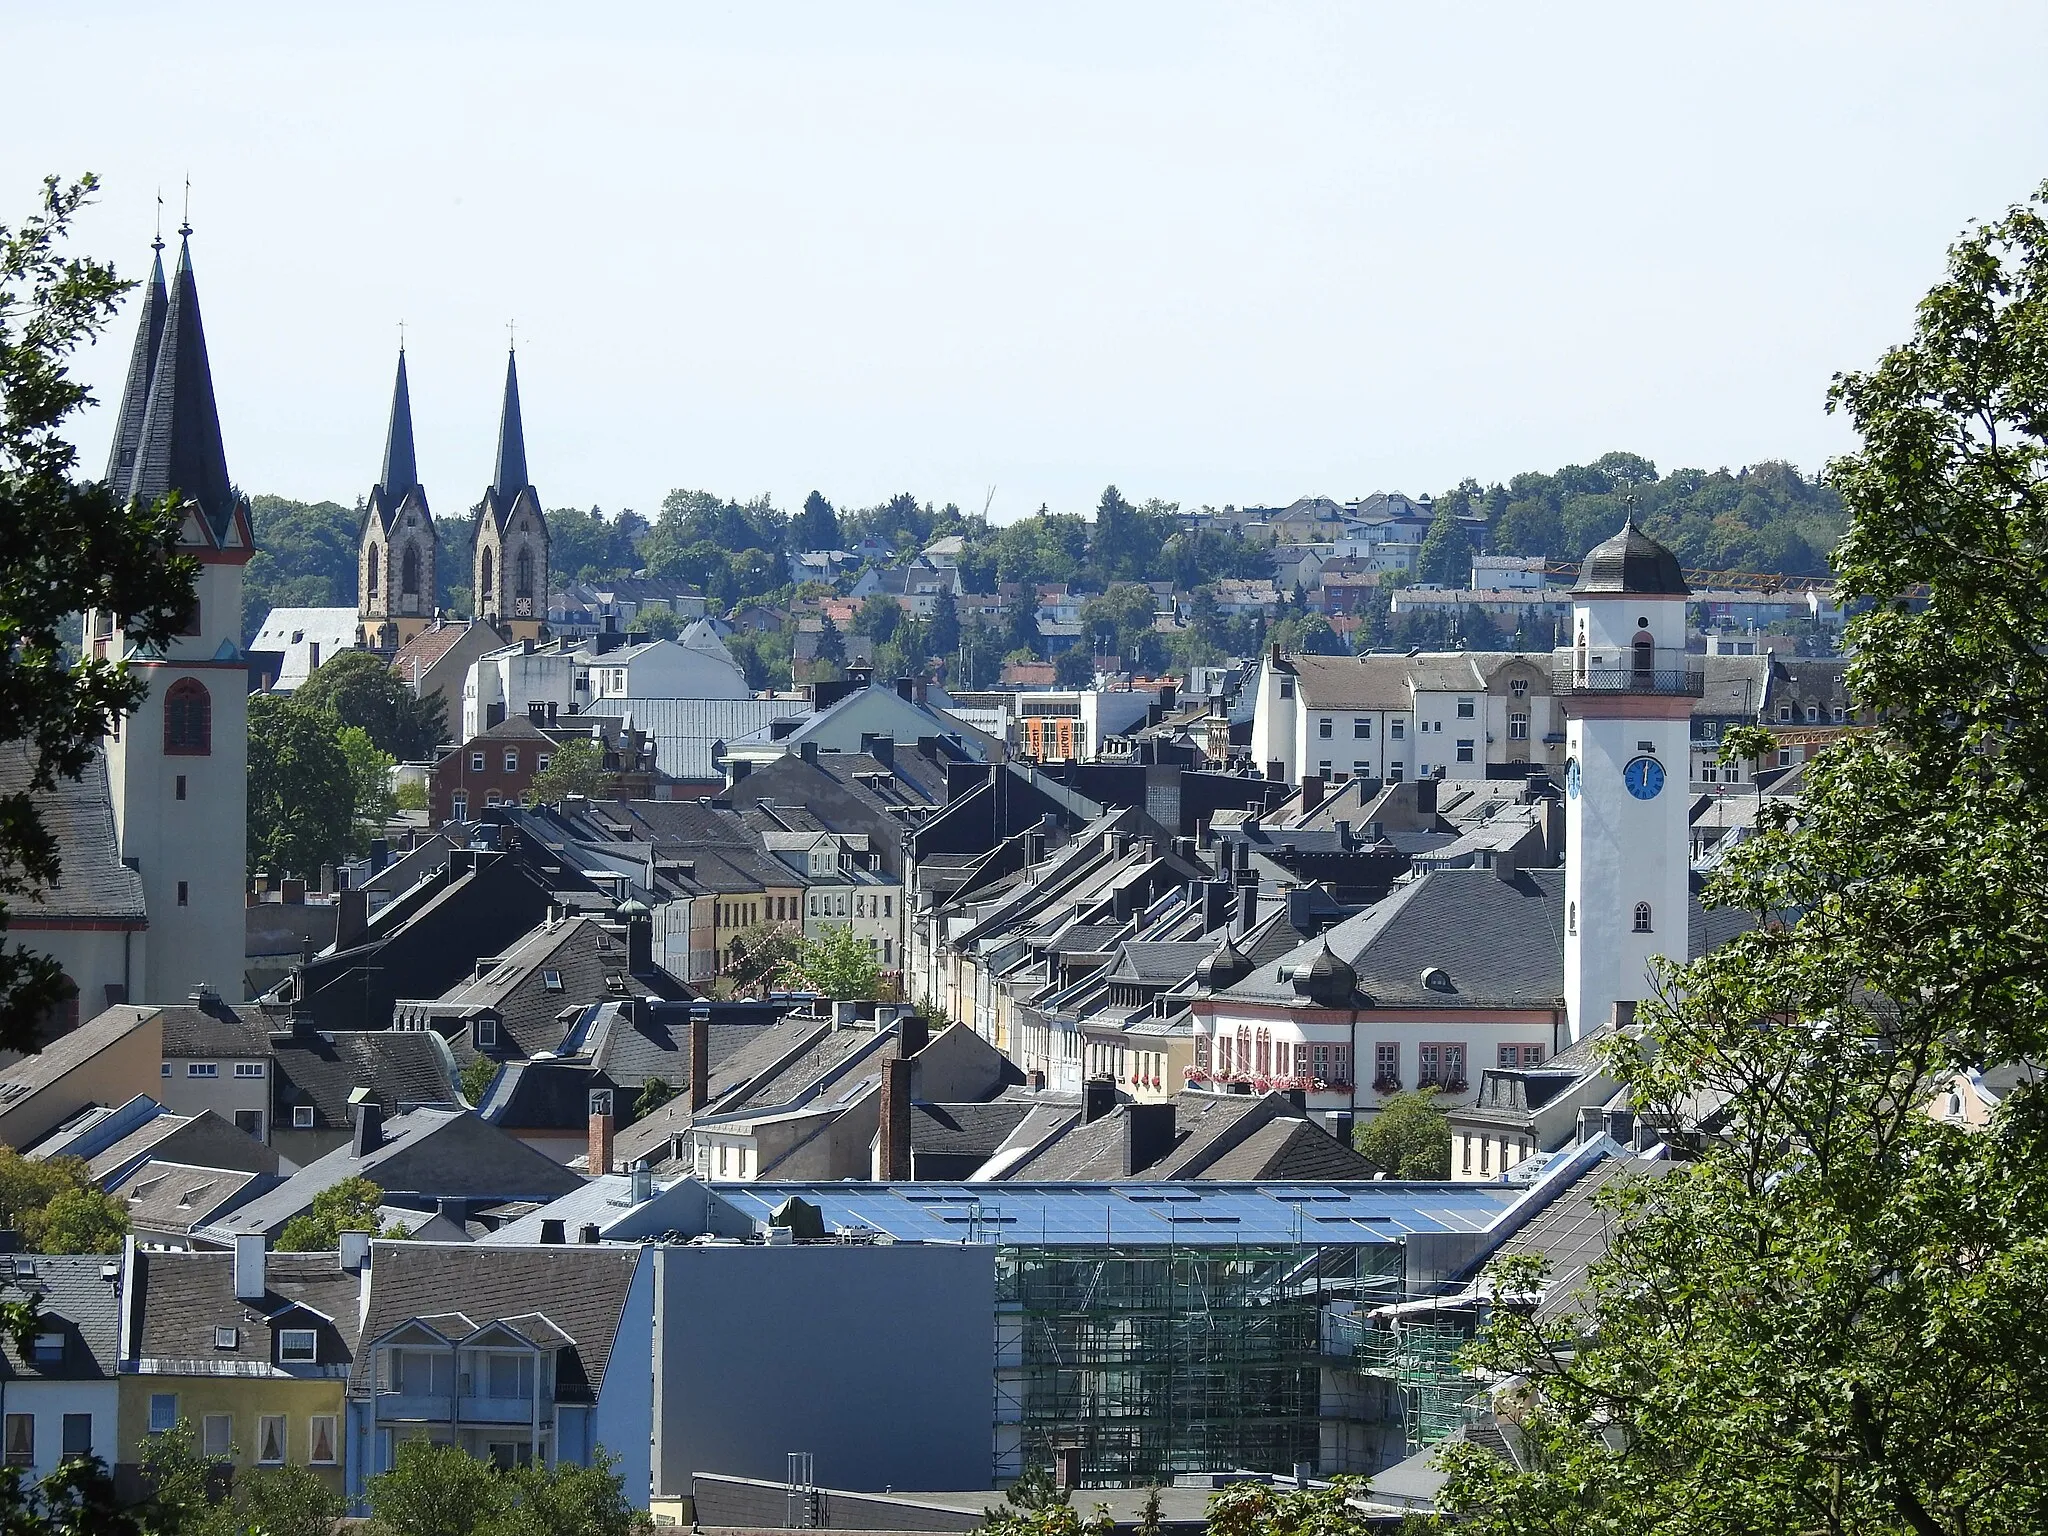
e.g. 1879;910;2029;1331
357;343;549;649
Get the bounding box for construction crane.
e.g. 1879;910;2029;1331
1537;561;1832;595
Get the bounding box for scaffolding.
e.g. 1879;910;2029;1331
996;1241;1404;1487
1324;1312;1483;1456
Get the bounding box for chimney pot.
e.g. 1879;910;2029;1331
578;1223;602;1244
588;1090;616;1176
338;1231;371;1273
1083;1076;1117;1124
879;1057;913;1179
539;1219;566;1244
351;1102;383;1158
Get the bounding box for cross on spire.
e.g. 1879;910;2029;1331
179;175;192;239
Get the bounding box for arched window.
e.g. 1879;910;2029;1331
515;546;534;600
1632;901;1653;933
1631;631;1655;681
479;548;495;602
164;678;211;755
366;544;381;596
402;543;420;596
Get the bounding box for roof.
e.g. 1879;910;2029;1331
391;620;485;682
157;998;270;1059
130;1249;363;1376
580;698;806;783
0;1005;157;1107
994;1092;1380;1183
271;1030;459;1133
1282;654;1414;712
428;915;628;1059
123;236;241;543
1467;1153;1674;1320
349;1242;641;1401
704;1179;1528;1247
104;241;168;494
111;1158;270;1234
490;350;529;503
1572;521;1689;597
909;1101;1040;1162
0;1255;120;1380
0;749;146;930
87;1109;281;1183
1197;1117;1380;1180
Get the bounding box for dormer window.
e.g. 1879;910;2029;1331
542;970;563;992
280;1329;317;1363
475;1018;499;1048
31;1333;62;1363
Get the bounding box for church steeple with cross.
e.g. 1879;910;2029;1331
471;341;549;641
356;340;439;650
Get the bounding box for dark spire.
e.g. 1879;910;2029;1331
377;347;420;499
103;240;169;494
128;234;237;540
491;347;528;499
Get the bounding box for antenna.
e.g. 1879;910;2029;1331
398;319;406;353
981;486;996;521
507;318;517;353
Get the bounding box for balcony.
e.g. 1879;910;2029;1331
373;1391;453;1422
459;1395;555;1426
1553;652;1705;699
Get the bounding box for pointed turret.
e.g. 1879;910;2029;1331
103;241;169;495
128;234;239;541
491;347;528;502
377;348;420;503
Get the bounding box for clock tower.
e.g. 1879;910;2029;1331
1560;520;1700;1041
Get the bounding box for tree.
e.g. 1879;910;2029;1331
395;779;429;812
500;1450;640;1536
634;606;682;641
1004;585;1042;658
793;489;838;551
854;593;901;646
0;1148;127;1253
362;1439;512;1536
337;725;397;853
524;738;611;806
460;1052;499;1107
202;1462;343;1536
1052;647;1094;687
982;1465;1112;1536
1353;1089;1447;1178
293;648;446;760
722;921;802;998
246;695;355;876
814;614;846;666
1438;183;2048;1536
797;922;882;999
0;175;198;1052
929;584;960;659
1415;499;1473;587
277;1175;400;1251
635;1077;676;1118
1090;485;1163;586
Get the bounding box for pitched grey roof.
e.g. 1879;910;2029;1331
130;1249;363;1376
1283;654;1414;712
0;749;146;930
580;698;806;782
1110;942;1214;986
111;1159;270;1235
0;1006;157;1109
271;1030;459;1133
349;1243;641;1402
0;1255;120;1380
1467;1154;1674;1320
910;1101;1039;1162
126;236;241;542
489;349;529;502
1198;1117;1379;1180
104;240;169;492
431;917;626;1060
158;1000;270;1059
87;1110;281;1184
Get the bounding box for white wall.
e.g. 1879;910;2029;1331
4;1382;118;1482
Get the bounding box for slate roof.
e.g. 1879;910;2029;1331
123;236;241;543
349;1242;641;1403
0;1255;120;1380
87;1110;281;1183
1465;1154;1674;1320
910;1101;1039;1162
993;1090;1379;1181
0;749;146;928
610;1016;842;1166
158;999;270;1059
130;1249;363;1376
204;1109;583;1238
0;1006;157;1106
431;916;627;1059
1199;1117;1378;1180
725;1026;882;1112
271;1029;459;1133
1572;521;1689;597
1113;942;1220;986
1282;654;1414;712
112;1159;270;1235
580;698;806;783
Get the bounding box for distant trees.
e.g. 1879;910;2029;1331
277;1175;405;1250
0;1147;127;1253
246;695;357;876
244;495;357;640
524;738;611;806
1415;499;1474;586
1354;1089;1450;1179
293;649;446;760
792;489;839;551
798;922;884;1000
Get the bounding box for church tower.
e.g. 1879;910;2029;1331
1560;520;1699;1041
94;226;252;1004
471;349;549;641
357;349;437;651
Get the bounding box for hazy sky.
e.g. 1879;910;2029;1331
11;2;2048;523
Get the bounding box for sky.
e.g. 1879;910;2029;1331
10;2;2048;524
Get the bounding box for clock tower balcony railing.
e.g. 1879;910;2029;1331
1554;650;1706;699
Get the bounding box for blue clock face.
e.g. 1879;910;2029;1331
1623;756;1666;800
1564;758;1581;799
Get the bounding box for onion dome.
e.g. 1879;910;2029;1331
1196;934;1254;992
1572;519;1689;597
1294;939;1358;1007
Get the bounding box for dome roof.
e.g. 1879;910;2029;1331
1293;939;1358;1008
1196;935;1254;993
1572;519;1689;597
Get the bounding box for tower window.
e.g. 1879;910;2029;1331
175;775;186;800
164;679;212;756
515;547;534;600
402;543;421;596
480;548;495;601
367;544;381;596
1633;902;1653;933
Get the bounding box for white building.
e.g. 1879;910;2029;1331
764;830;906;975
0;1256;121;1481
249;608;360;693
462;623;750;739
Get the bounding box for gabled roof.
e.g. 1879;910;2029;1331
430;916;628;1060
271;1029;459;1133
104;240;168;495
112;1158;271;1235
158;997;270;1059
1460;1152;1675;1320
1282;654;1414;712
129;1249;363;1376
0;1255;120;1380
349;1243;641;1402
86;1109;281;1184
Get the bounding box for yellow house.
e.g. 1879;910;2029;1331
0;1005;162;1151
117;1237;364;1493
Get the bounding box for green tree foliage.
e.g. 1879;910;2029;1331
1089;485;1166;586
1353;1089;1448;1178
854;593;901;645
814;614;846;666
635;1077;676;1118
546;505;640;585
202;1461;344;1536
460;1050;499;1108
242;495;358;641
246;695;355;876
277;1174;402;1251
337;725;397;853
0;1147;126;1253
524;737;611;807
1052;647;1094;687
982;1465;1112;1536
633;606;682;641
793;489;838;551
1078;583;1158;669
1204;1476;1379;1536
641;488;787;608
435;515;474;616
720;920;803;999
1438;183;2048;1536
1267;612;1343;657
0;175;197;1051
990;508;1090;589
292;648;446;760
362;1439;641;1536
1415;498;1474;586
928;584;961;659
797;922;883;999
395;777;429;812
1004;585;1043;658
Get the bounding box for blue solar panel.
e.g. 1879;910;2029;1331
701;1180;1525;1247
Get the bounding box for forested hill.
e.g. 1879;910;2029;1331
237;453;1840;641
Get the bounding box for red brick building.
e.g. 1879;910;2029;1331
429;713;655;824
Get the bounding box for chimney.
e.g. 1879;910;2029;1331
895;676;916;701
690;1010;712;1113
798;741;818;765
1027;1068;1046;1092
351;1102;383;1159
338;1231;371;1274
579;1223;602;1244
625;909;653;974
317;864;334;895
280;876;306;905
1202;880;1230;933
1083;1076;1117;1124
1605;1107;1636;1144
1055;1446;1083;1494
630;1159;654;1203
1286;888;1317;932
588;1090;616;1176
1286;1087;1308;1113
435;1197;466;1228
547;700;558;726
1610;1000;1638;1030
539;1218;566;1244
1266;758;1286;785
879;1057;913;1180
1123;1102;1176;1176
1331;1110;1354;1148
1333;819;1351;850
335;888;369;951
898;1011;929;1061
868;735;895;770
527;701;546;724
730;758;753;783
1299;775;1325;814
370;837;390;874
1233;871;1259;937
233;1233;266;1302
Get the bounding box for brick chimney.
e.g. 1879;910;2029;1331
898;1010;929;1061
879;1057;913;1179
588;1089;615;1175
1299;775;1325;814
335;888;369;951
690;1010;711;1113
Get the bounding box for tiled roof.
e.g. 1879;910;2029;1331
0;749;146;929
0;1255;119;1379
580;698;806;783
389;620;478;679
1466;1154;1674;1319
1198;1117;1379;1180
87;1110;281;1183
909;1101;1039;1161
0;1006;156;1103
158;1000;270;1059
349;1243;641;1402
433;917;626;1060
130;1249;363;1376
1281;655;1413;712
271;1030;459;1133
112;1158;270;1235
